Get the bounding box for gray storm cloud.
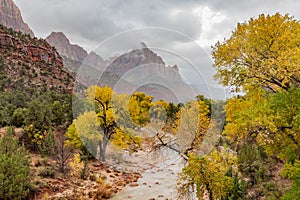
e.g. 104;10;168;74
14;0;300;99
15;0;300;47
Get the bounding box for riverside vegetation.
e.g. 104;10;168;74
0;13;299;200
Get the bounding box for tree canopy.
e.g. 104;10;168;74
66;86;142;161
210;13;300;199
212;13;300;92
179;13;300;200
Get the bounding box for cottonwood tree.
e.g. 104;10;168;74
213;13;300;160
86;85;117;161
212;13;300;92
176;13;300;200
151;98;216;163
129;92;153;126
179;150;237;200
66;86;141;161
212;13;300;198
224;88;300;162
175;100;210;154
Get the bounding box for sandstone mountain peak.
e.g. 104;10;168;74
83;51;104;69
106;44;166;77
44;31;194;101
0;0;34;37
88;51;104;61
172;64;179;72
46;32;88;62
47;32;68;43
140;41;148;49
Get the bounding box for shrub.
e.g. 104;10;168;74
39;167;55;178
238;142;269;185
10;108;26;127
55;134;72;173
281;161;300;200
38;130;56;157
0;127;31;199
69;153;84;183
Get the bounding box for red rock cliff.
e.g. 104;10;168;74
0;0;34;36
0;25;74;94
0;32;63;67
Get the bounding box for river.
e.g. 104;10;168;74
110;147;188;200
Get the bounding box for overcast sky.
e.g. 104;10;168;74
14;0;300;99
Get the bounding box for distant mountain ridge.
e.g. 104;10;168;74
46;32;88;62
104;44;198;102
0;0;34;36
45;32;199;102
106;44;166;77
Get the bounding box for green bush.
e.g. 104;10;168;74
38;167;55;178
0;127;31;199
225;173;247;200
238;142;269;185
10;108;26;127
281;161;300;200
38;129;56;157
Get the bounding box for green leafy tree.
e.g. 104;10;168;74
238;142;270;185
0;127;31;199
71;94;94;118
267;88;300;161
223;88;300;162
281;161;300;200
24;99;52;130
38;129;56;157
0;92;16;126
10;108;26;127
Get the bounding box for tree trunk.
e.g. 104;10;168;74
102;135;109;161
205;184;213;200
98;134;109;162
100;148;105;162
97;140;102;161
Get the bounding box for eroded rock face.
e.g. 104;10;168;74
45;31;196;102
0;0;34;37
0;25;74;94
46;32;88;62
0;33;63;67
83;51;104;70
106;47;166;77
